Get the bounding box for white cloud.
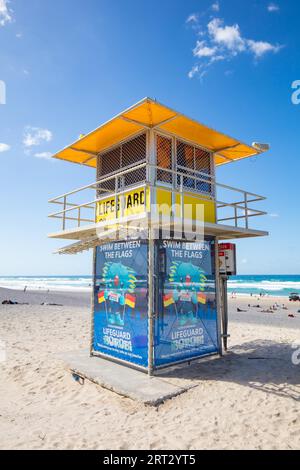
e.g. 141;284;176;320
0;0;12;27
23;126;53;147
188;64;210;81
211;2;220;12
16;32;22;38
268;3;279;12
0;142;10;152
186;13;198;24
241;259;248;264
188;16;283;79
208;18;245;53
247;39;282;58
34;152;52;160
193;40;217;58
269;213;279;218
188;65;199;79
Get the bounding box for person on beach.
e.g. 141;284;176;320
23;286;27;293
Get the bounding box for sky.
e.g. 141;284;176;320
0;0;299;276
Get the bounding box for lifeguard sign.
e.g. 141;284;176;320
48;98;269;375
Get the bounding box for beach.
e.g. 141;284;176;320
0;287;299;450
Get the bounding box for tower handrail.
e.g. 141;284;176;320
48;163;267;232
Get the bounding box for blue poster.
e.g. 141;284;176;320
93;241;148;368
154;240;218;367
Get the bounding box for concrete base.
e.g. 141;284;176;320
58;349;196;406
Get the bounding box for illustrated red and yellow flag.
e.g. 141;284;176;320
163;293;174;308
197;293;207;305
98;291;105;304
125;293;136;309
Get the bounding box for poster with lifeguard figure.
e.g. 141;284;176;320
93;241;148;367
154;239;218;367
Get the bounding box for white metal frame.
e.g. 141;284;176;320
50;128;266;234
89;235;223;374
49;163;266;233
50;128;267;375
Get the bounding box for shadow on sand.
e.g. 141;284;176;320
157;339;300;402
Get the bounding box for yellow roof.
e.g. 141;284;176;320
53;97;264;167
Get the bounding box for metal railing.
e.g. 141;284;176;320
49;163;267;232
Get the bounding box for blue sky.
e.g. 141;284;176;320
0;0;299;275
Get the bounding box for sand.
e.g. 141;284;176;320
0;287;299;450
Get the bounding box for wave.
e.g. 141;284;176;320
228;281;300;291
0;276;92;292
227;276;300;296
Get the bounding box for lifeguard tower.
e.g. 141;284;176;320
49;98;268;376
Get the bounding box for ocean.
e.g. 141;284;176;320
227;275;300;297
0;276;92;292
0;275;300;297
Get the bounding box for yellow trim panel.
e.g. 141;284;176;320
53;97;263;168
